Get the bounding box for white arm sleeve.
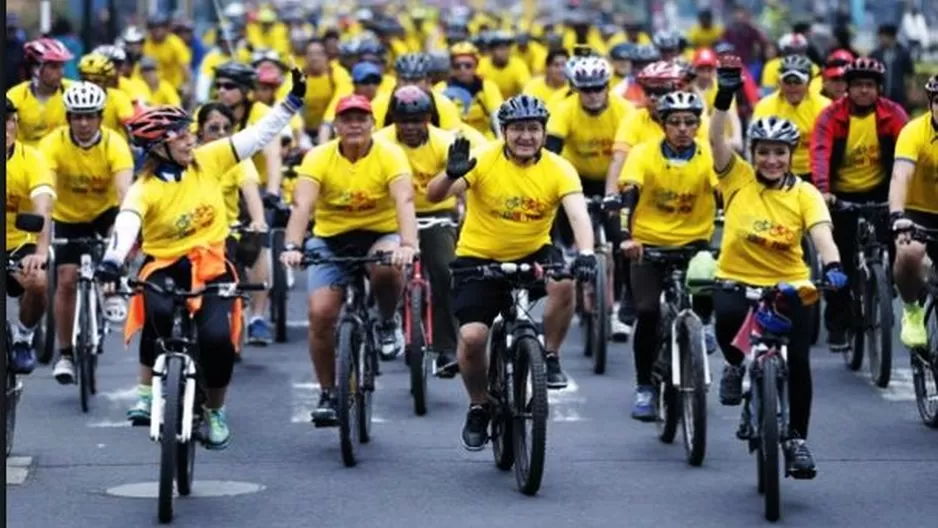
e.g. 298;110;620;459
230;98;301;162
103;211;142;264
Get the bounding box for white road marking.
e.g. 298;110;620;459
291;380;389;423
105;480;265;498
88;420;132;428
873;368;918;402
548;376;588;422
87;385;139;428
286;320;309;328
6;456;33;486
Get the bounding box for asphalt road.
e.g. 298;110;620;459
6;274;938;528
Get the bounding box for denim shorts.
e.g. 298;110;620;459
305;232;401;292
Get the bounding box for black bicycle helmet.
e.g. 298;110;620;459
843;57;886;84
609;43;636;62
395;53;429;80
633;44;661;64
497;94;549;126
488;30;514;47
358;39;386;58
926;74;938;98
214;61;257;89
391;85;433;116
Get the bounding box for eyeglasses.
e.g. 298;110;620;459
579;85;607;94
215;82;240;91
665;117;699;127
452;61;475;70
394;115;428;124
204;123;231;134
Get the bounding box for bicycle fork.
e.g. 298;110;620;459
667;312;712;388
150;353;198;443
71;254;103;351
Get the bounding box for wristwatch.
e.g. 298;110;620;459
284;243;301;252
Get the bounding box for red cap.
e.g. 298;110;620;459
256;64;283;86
693;48;717;67
823;66;846;79
335;95;373;115
826;49;855;66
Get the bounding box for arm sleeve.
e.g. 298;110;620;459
555;157;583;198
810;105;835;193
619;144;646;188
295;147;324;184
228;97;301;164
800;185;832;230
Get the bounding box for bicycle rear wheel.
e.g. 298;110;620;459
913;302;938;428
336;321;360;467
77;284;92;413
271;229;288;343
158;356;184;524
511;336;548;495
678;316;707;466
759;358;781;522
405;285;428;416
488;322;513;470
39;263;56;365
591;254;609;374
867;264;893;387
358;341;375;444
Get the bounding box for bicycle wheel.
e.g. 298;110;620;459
846;275;866;370
39;263;56;365
405;285;428;416
579;280;592;357
488;322;514;470
678;316;707;467
336;321;360;467
759;357;781;522
358;341;375;444
158;356;184;524
867;264;893;387
271;229;288;343
5;340;20;457
591;254;609;375
913;303;938;428
655;320;679;443
77;284;92;413
176;368;196;497
511;336;548;495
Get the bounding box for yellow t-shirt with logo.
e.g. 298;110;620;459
434;79;504;139
834;114;884;193
6;80;72;147
894;114;938;215
119;76;151;106
301;67;353;130
374;125;456;214
297;138;412;237
478;57;532;99
102;88;135;142
715;154;831;286
619;141;717;246
122;139;236;259
39;126;133;224
221;160;260;225
752;90;831;176
369;90;462;131
547;94;635;180
142;34;192;88
456;141;583;261
613;107;710;154
5;142;55;249
522;77;569;109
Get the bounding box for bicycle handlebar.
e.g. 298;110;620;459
51;236;108;248
832;201;889;213
120;278;267;299
685;278;831;305
299;250;394;268
417;217;458;230
450;261;573;282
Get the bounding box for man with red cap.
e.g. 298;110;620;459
819;49;855;100
6;38;74;146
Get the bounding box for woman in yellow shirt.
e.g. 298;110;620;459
708;56;847;479
94;70;307;448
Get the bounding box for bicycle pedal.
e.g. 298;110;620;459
311;417;338;428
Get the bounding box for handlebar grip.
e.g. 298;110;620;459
239;282;268;292
685;279;716;288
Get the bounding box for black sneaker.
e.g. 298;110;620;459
461;404;490;451
719;364;745;406
311;390;338;427
784;438;818;479
544;353;569;389
435;351;459;379
827;330;850;353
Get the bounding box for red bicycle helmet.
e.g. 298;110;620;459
637;61;683;88
256;63;283;86
127;106;192;149
24;38;74;63
843;57;886;83
826;49;855;67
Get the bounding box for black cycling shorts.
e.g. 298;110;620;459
53;207;118;266
6;243;36;298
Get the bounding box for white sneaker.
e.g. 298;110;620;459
53;357;76;385
610;317;631;342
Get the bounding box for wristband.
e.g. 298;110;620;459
822;262;843;274
713;88;736;112
284;243;301;252
284;94;304;112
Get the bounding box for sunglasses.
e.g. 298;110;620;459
215;81;240;91
579;84;607;94
452;61;475;70
395;115;428;124
204;123;231;134
665;117;699;127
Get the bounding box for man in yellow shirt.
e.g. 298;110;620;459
142;15;191;98
687;9;723;49
301;38;353;138
138;57;181;106
522;48;570;105
5;98;55;374
370;53;463;130
425;95;597;450
77;53;136;142
435;42;503;139
477;31;531;99
6;38;74;146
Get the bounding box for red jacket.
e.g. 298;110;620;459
810;97;908;193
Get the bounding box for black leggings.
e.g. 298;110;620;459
139;258;236;389
713;287;813;439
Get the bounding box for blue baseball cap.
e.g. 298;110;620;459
351;62;383;84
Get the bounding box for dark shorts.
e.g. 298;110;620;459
6;243;36;298
53;207;118;266
907;210;938;264
450;245;564;327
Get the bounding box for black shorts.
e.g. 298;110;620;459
53;207;118;266
907;210;938;263
6;243;36;298
450;245;564;327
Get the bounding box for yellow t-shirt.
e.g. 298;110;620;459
374;125;456;213
522;77;569;107
102;88;135;142
6;80;72;147
456;141;583;261
301;67;353;130
456;122;490;148
370;90;462;131
234;102;274;185
547;94;635;180
142;34;192;88
221;160;259;225
297;138;412;237
5;142;55;249
119;76;151;106
620;141;717;246
245;23;291;58
147;80;183;106
122;139;236;259
517;42;548;76
39;126;132;224
752;90;831;176
687;25;724;49
434;79;504;139
894;114;938;214
715;154;831;286
478;57;532;99
613;107;710;154
834;114;884;193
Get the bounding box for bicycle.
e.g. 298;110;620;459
227;223;268;356
909;225;938;428
452;261;571;496
268;202;293;343
833;201;893;386
301;251;392;467
51;235;109;413
404;216;458;416
120;277;264;524
577;195;612;374
643;247;712;467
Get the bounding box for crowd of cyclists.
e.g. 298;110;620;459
5;0;938;487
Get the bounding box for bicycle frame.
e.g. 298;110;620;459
71;252;105;351
404;258;433;347
150;302;200;445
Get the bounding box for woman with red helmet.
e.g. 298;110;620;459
5;38;74;146
92;69;308;449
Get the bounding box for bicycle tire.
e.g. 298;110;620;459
511;336;548;495
5;337;19;458
406;285;428;416
678;316;707;466
271;229;288;343
913;302;938;428
760;357;781;522
78;283;92;414
868;264;893;387
158;356;184;524
176;363;196;496
579;281;592;357
656;319;679;442
847;274;866;370
336;321;359;467
488;322;514;471
358;341;375;444
39;263;56;365
592;254;609;375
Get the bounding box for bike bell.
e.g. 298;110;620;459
103;296;128;323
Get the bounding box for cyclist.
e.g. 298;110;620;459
435;41;504;139
318;62;387;143
93;44;151;109
810;58;908;351
5;97;55;374
374;86;460;375
709;56;847;479
617;91;717;420
6;38;74;147
94;69;307;447
142;14;191;100
477;31;531;99
611;44;661;104
425;95;597;450
889;75;938;348
652;30;682;62
138;57;182;106
522;48;570;107
279;95;417;425
300;38;353;140
371;53;462;130
761;33;821;95
819;49;855;100
77;53;136;142
39;82;132;384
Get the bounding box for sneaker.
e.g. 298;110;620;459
703;323;719;355
434;350;459;379
827;329;850;352
311;390;338;427
127;394;152;426
247;318;273;346
544;353;569;389
610;317;631;342
900;303;927;348
783;438;817;479
719;363;745;406
461;404;490;451
10;340;36;375
53;356;76;385
376;314;405;360
204;407;231;450
619;297;637;326
631;385;657;422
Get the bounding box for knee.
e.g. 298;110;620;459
895;242;925;270
371;266;401;286
308;293;340;336
459;324;489;354
547;280;574;305
56;266;77;292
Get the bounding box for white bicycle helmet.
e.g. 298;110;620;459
121;25;145;44
567;56;612;89
748;116;800;146
64;82;107;113
656;91;704;117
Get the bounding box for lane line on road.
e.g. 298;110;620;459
548;376;588;422
6;456;33;486
291;381;389;423
855;368;917;402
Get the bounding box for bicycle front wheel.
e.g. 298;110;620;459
405;285;428;416
488;322;513;470
591;254;609;374
867;264;893;387
759;357;781;522
336;321;360;467
77;284;93;413
678;316;707;466
511;336;548;495
913;302;938;428
158;356;184;524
